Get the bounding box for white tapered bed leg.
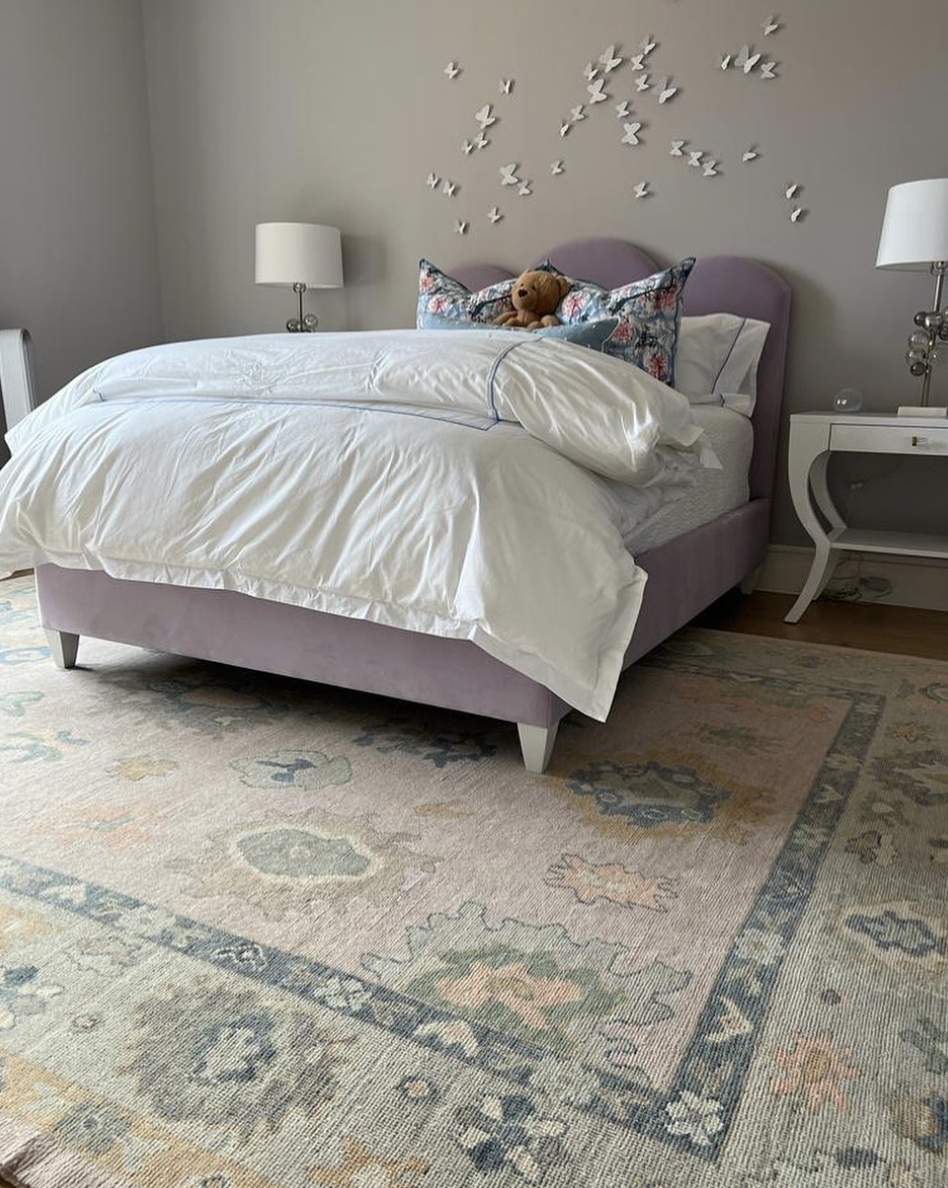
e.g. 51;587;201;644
740;565;762;595
44;628;79;670
517;722;558;774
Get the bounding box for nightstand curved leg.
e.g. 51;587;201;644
808;453;846;533
785;543;836;623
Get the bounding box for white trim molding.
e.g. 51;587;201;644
760;544;948;612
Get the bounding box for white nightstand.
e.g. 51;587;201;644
786;411;948;623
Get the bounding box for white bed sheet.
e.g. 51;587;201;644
620;405;753;553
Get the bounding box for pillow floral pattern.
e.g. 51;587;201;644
558;258;695;385
417;260;560;327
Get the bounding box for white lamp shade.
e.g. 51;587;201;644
876;178;948;271
255;222;343;288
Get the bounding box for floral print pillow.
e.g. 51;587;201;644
417;260;560;327
416;259;473;325
558;258;696;385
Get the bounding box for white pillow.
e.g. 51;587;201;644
675;314;770;415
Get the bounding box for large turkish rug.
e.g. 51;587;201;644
0;574;946;1188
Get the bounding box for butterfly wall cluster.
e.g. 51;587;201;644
429;14;806;236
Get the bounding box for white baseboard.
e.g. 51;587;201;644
760;545;948;612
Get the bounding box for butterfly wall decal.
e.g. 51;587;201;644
669;140;686;157
742;147;759;162
760;61;777;79
587;78;608;103
462;140;475;156
720;53;732;70
518;181;532;197
615;100;630;119
629;53;646;71
559;122;571;137
550;160;564;176
456;220;469;234
499;163;520;186
444;61;460;80
634;181;650;199
487;207;503;224
702;159;719;177
621;122;643;146
570;104;586;122
735;45;761;73
475;104;497;129
635;74;651;92
687;150;704;168
599;44;623;72
657;78;678;104
426;173;440;188
583;62;599;82
442;180;457;197
762;14;780;35
785;182;799;200
639;35;657;56
499;79;513;94
790;207;804;223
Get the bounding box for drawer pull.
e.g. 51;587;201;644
913;435;921;446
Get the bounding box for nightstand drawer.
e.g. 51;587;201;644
829;422;948;455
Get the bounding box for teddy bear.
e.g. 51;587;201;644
494;269;571;330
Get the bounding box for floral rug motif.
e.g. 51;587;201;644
0;574;946;1187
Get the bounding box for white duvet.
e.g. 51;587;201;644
0;330;713;719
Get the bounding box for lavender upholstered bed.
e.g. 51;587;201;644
35;239;791;772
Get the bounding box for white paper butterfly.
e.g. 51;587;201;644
426;173;440;188
499;78;513;94
785;182;800;200
550;160;564;176
487;207;503;224
474;131;490;150
518;181;532;197
742;147;759;163
657;78;678;104
462;140;475;156
559;122;571;137
702;159;719;177
639;35;657;56
444;61;460;80
720;53;732;70
669;140;686;157
442;179;457;196
634;181;650;199
635;73;651;92
587;78;608;103
762;14;780;35
571;104;586;122
687;150;704;168
500;163;520;186
599;44;622;72
735;45;761;73
790;207;805;223
475;104;497;130
456;220;468;234
630;53;646;71
583;62;599;82
621;122;642;146
615;100;630;118
760;61;777;79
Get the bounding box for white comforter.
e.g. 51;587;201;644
0;331;712;719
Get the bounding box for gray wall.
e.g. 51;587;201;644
0;0;163;408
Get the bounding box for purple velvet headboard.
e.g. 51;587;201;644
453;238;791;503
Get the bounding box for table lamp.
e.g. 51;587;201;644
876;178;948;408
255;222;343;332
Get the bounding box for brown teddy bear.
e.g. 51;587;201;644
494;270;571;330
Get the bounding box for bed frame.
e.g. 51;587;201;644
35;239;791;772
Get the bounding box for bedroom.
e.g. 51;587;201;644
0;1;946;1185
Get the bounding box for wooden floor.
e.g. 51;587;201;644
698;590;948;662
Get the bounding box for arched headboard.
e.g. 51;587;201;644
453;238;791;504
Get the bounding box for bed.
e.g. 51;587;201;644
8;238;791;772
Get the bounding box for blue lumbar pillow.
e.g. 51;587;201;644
418;311;619;353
